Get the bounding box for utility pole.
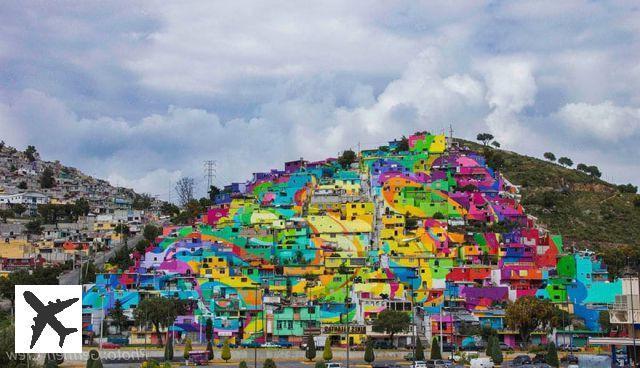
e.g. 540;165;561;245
448;124;455;147
346;272;350;368
204;160;217;196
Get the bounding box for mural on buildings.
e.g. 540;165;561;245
83;133;620;347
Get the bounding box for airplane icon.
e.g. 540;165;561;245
23;291;79;349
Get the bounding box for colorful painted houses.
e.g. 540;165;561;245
82;133;621;348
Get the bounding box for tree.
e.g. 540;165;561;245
24;145;37;162
305;335;316;361
208;185;221;201
143;224;162;243
0;209;13;223
206;340;214;360
221;338;231;362
396;136;410;152
322;341;333;361
546;342;559;367
314;362;326;368
618;184;638;194
415;337;425;360
543;152;556;162
263;358;277;368
183;338;192;360
476;133;494;146
74;198;91;217
487;335;503;364
25;219;43;234
40;167;56;188
372;309;411;344
430;337;442;359
132;194;154;210
175;177;195;207
108;299;128;334
364;339;375;363
164;335;174;361
0;267;63;306
505;296;556;344
11;204;26;217
86;349;101;368
558;157;573;167
337;149;357;169
45;353;64;366
17;181;27;190
239;362;248;368
491;141;501;148
136;239;149;253
599;310;611;334
161;202;180;216
134;297;185;346
205;317;213;342
586;165;602;178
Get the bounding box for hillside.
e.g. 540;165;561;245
0;141;153;214
455;138;640;275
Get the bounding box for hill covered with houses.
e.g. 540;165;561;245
79;131;634;352
0;141;155;218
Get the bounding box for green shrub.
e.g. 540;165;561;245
263;358;277;368
430;337;442;359
322;342;333;361
221;339;232;362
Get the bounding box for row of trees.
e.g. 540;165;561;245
543;152;574;168
544;151;606;178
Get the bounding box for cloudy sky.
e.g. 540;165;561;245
1;1;639;199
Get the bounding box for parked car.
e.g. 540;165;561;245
187;350;209;365
216;342;238;348
325;363;343;368
261;342;280;348
532;353;546;364
442;342;457;352
240;341;260;348
427;359;451;367
499;343;514;351
512;355;532;365
559;344;581;352
372;365;402;368
277;341;293;348
100;342;120;349
561;354;579;364
373;340;395;349
470;357;494;368
413;361;427;368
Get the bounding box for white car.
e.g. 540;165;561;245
325;363;343;368
470;357;494;368
260;342;279;348
413;361;427;368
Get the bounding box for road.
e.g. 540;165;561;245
58;234;142;285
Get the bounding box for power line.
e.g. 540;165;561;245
203;160;217;191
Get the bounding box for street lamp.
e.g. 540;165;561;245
251;282;261;368
408;268;418;363
99;293;106;350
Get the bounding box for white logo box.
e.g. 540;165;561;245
14;285;83;353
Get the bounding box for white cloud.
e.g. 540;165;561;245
1;1;639;189
557;101;640;141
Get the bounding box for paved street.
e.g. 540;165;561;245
59;234;142;285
